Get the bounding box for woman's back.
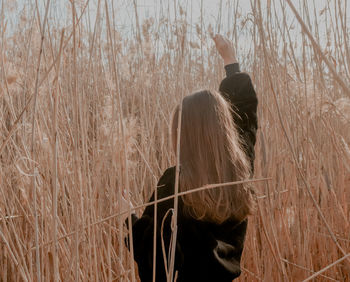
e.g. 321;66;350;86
138;166;249;281
127;35;258;282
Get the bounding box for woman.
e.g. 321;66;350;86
126;34;258;282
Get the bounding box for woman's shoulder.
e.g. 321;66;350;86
141;166;177;218
155;166;176;200
157;166;176;186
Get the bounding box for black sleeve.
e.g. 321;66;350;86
125;167;182;281
142;167;176;219
212;219;248;279
125;193;169;281
224;63;240;77
218;219;248;255
133;214;184;282
219;72;258;169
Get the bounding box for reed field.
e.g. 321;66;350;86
1;0;350;281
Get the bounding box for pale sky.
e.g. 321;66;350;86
3;0;349;60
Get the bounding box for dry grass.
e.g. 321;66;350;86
0;0;349;281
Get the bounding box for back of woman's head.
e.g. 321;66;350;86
171;90;254;224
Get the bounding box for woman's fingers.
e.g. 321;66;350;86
213;34;223;44
213;34;236;64
214;34;230;50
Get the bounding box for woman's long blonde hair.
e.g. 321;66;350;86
171;90;254;224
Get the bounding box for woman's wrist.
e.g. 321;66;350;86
223;56;237;66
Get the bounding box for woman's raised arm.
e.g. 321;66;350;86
213;34;258;169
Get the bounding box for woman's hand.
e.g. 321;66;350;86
213;34;237;66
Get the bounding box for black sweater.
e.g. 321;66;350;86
129;63;258;282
